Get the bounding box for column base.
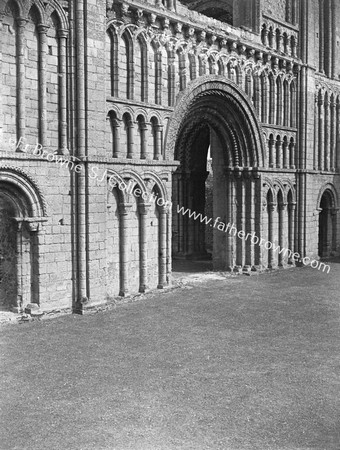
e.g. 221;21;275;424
119;290;129;297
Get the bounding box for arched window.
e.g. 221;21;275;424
261;74;269;123
136;35;148;102
276;76;283;125
245;72;252;98
319;0;334;77
290;80;297;127
286;0;298;24
167;48;176;107
178;50;187;90
283;80;290;126
217;59;225;76
268;73;276;124
189;53;197;80
120;31;134;99
107;28;119;97
155;46;162;104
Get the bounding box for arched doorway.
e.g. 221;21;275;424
169;77;265;272
318;189;337;258
0;168;47;311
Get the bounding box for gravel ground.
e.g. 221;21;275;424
0;260;339;450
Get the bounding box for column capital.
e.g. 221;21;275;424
16;17;28;28
37;24;50;35
118;203;132;215
268;201;277;212
57;28;69;39
138;203;151;215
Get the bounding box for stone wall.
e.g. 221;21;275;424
0;0;339;313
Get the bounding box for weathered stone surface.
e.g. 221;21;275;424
0;0;338;312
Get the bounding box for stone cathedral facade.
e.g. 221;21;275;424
0;0;339;313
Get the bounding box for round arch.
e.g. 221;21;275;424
0;167;47;312
170;77;265;271
317;184;339;258
0;166;47;219
165;75;266;168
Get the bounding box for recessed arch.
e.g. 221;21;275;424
0;166;47;311
166;76;265;168
317;185;338;258
170;76;265;271
0;166;47;218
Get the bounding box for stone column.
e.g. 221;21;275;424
326;0;332;76
158;206;167;289
318;97;324;170
14;222;23;313
154;124;163;160
112;119;120;158
225;168;234;271
331;0;336;78
268;202;276;269
166;198;172;284
253;170;262;269
324;98;331;171
140;122;148;159
288;202;296;264
268;135;275;168
119;203;132;296
283;139;289;168
58;29;69;155
245;170;255;270
276;31;283;53
278;203;287;266
289;141;296;169
138;202;150;293
336;102;340;170
37;25;49;148
331;208;338;254
177;172;184;255
276;138;282;168
330;100;336;171
16;18;27;149
262;27;268;46
167;48;176;107
126;119;135;159
319;0;325;73
236;171;245;270
313;95;319;170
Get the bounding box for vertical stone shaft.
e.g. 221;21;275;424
58;29;69;154
138;203;149;293
38;25;48;148
119;204;130;296
154;125;162;160
288;203;296;263
158;208;167;288
16;18;27;147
